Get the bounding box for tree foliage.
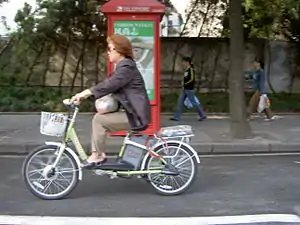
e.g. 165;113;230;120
0;0;176;90
184;0;300;42
0;0;8;5
13;0;107;46
183;0;228;37
0;0;109;88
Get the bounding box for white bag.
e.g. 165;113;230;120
95;94;119;114
184;96;200;109
257;94;269;113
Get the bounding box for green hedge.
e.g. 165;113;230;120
1;86;300;113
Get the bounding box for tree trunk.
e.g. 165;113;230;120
25;41;46;86
0;37;13;58
42;43;52;86
70;32;89;93
228;0;252;139
59;31;71;88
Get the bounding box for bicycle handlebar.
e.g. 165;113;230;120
63;98;81;108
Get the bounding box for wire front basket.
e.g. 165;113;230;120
40;112;68;137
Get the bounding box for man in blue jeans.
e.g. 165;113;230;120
170;56;206;121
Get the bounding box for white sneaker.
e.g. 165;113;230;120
264;116;276;121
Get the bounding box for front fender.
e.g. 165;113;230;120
45;141;83;181
140;140;200;170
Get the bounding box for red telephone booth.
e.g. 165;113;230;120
101;0;166;136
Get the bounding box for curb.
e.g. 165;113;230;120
1;142;300;156
0;112;300;116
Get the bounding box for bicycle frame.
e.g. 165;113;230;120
50;104;171;176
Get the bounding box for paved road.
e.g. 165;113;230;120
1;154;300;219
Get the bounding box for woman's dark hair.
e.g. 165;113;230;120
254;58;265;69
182;56;194;68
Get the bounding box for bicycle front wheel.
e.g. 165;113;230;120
22;145;79;200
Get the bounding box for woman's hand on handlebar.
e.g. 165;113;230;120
71;89;92;103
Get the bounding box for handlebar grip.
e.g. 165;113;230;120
63;99;80;106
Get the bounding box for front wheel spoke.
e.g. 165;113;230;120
53;177;71;183
51;180;67;191
28;168;44;177
46;154;56;165
32;158;48;166
32;178;48;183
42;180;52;194
57;174;73;184
48;182;54;194
57;171;72;179
35;174;44;183
58;169;78;174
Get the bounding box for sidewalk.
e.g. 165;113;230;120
0;113;299;155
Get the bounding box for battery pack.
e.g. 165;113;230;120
120;135;149;169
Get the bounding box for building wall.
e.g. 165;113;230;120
1;37;299;93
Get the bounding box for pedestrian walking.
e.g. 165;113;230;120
170;56;206;121
246;58;275;121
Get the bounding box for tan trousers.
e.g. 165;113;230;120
91;112;130;154
247;91;273;119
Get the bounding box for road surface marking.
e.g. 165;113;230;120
0;214;300;225
2;152;300;159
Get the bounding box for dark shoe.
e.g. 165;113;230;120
198;116;207;121
82;157;107;169
170;117;179;121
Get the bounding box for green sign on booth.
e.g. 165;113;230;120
114;20;154;101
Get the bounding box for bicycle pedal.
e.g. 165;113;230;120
81;158;108;170
117;174;132;179
82;162;103;170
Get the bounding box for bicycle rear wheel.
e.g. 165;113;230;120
22;145;79;200
145;142;198;195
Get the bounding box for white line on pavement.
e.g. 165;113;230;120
0;214;300;225
2;152;300;159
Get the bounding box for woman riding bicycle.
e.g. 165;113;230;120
71;34;151;168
